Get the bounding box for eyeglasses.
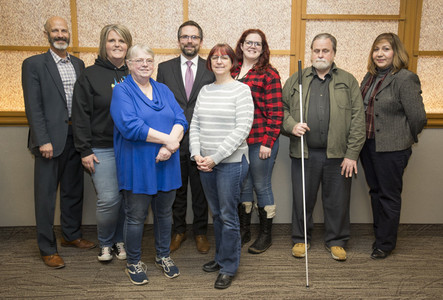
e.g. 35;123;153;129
179;35;201;41
210;55;230;61
244;40;262;47
128;58;154;65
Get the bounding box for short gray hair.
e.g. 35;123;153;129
126;44;155;60
311;33;337;54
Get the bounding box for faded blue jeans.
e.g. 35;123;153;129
199;156;249;276
240;139;279;207
122;190;176;264
91;147;124;248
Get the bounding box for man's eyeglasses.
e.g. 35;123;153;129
244;40;262;47
179;35;201;41
128;58;154;65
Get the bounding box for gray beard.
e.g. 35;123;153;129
312;60;331;71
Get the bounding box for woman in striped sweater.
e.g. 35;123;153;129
189;43;254;289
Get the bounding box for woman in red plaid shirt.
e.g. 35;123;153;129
232;29;283;254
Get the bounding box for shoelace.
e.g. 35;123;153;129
160;257;175;268
134;261;147;273
102;247;112;255
115;243;125;253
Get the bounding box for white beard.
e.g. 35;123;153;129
53;41;69;50
312;60;331;71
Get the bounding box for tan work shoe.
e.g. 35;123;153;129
61;237;96;249
292;243;310;258
170;232;187;252
327;245;347;261
42;253;65;268
195;235;210;254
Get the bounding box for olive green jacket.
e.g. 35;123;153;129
282;65;365;160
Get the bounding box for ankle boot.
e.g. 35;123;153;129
238;203;252;245
248;207;272;254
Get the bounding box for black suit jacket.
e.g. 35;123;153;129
22;50;85;157
157;56;215;154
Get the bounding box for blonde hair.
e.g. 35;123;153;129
98;24;132;60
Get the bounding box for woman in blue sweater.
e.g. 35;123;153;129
110;44;188;285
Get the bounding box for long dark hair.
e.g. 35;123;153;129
235;29;271;74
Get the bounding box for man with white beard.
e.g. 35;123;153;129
282;33;365;261
22;16;95;269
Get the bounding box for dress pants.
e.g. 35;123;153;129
172;153;208;235
34;131;84;256
360;139;411;252
291;148;352;247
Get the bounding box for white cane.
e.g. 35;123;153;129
298;60;309;288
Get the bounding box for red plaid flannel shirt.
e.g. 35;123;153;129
232;64;283;148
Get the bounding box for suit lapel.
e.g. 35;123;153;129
376;72;395;96
44;51;66;102
173;57;188;101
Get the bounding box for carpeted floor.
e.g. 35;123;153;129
0;224;442;299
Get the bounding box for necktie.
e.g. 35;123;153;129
185;60;194;101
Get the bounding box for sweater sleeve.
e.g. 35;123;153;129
211;85;254;165
189;94;201;159
110;84;150;142
71;72;94;157
164;87;188;133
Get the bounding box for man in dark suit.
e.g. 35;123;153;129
22;16;95;269
157;20;215;254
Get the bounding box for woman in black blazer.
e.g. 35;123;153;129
359;33;427;259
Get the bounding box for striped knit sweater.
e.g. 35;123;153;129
189;80;254;165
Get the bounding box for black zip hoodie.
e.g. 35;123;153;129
72;56;128;158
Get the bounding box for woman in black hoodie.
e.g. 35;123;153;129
72;24;132;262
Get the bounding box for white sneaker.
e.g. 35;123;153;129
98;246;113;262
113;242;127;260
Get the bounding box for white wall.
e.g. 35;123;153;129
0;126;442;226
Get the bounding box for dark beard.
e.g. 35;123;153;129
181;45;198;58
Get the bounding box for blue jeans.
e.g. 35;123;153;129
240;140;279;207
122;190;175;264
91;148;124;247
199;156;248;276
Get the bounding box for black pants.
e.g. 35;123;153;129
291;148;351;247
34;133;84;256
172;153;208;235
360;139;411;252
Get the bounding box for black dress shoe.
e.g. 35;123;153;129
214;273;233;289
371;248;391;259
202;260;220;272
